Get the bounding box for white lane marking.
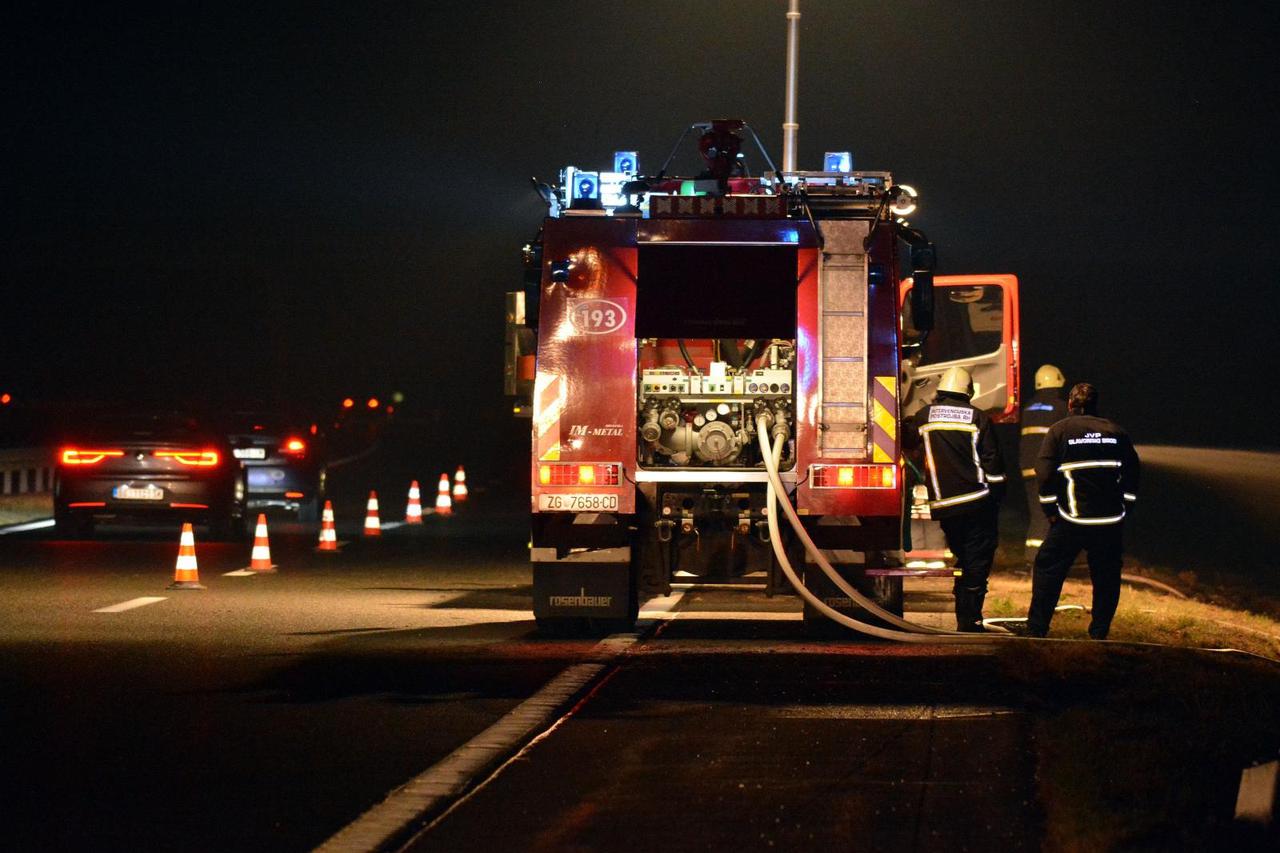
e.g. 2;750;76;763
774;704;1022;720
317;590;686;853
640;609;802;621
223;569;259;577
93;596;167;613
380;521;406;531
0;518;56;535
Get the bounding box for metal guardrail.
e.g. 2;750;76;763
0;447;55;495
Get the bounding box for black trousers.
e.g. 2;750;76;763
1028;519;1123;638
939;502;998;597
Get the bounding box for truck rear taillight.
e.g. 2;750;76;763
538;462;621;486
60;448;125;465
281;437;307;457
810;464;897;489
155;450;220;467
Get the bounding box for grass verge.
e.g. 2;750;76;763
0;493;53;526
985;575;1280;660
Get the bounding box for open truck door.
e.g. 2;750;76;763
899;274;1020;568
901;274;1020;423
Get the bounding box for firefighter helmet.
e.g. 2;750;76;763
1034;364;1065;390
937;366;973;397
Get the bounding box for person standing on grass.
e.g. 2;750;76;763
1020;364;1069;565
903;366;1006;632
1026;382;1140;638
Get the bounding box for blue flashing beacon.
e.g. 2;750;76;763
823;151;853;173
613;151;638;175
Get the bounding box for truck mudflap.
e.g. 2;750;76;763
800;550;905;635
531;546;636;622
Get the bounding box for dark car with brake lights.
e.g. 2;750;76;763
222;413;327;521
53;412;247;539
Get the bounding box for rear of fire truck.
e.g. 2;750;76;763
505;121;1020;634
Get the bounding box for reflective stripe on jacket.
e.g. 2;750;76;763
903;391;1005;519
1035;414;1140;525
1019;390;1068;475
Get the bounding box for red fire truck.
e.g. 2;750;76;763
505;120;1019;634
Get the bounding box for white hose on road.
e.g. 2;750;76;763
756;417;943;634
757;417;1010;644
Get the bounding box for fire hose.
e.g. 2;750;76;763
756;415;1014;643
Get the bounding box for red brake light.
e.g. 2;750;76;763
61;448;125;465
155;449;220;467
281;437;307;457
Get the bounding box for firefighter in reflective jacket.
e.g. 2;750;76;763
1027;382;1140;638
903;366;1006;631
1020;364;1068;562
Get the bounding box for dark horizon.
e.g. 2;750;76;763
5;1;1278;448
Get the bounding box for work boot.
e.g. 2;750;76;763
954;589;985;632
971;591;987;628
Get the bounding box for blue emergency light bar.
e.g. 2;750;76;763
824;151;853;173
573;172;600;200
613;151;638;174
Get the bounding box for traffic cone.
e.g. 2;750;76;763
249;513;275;572
405;480;423;524
169;522;205;589
452;465;468;502
435;473;453;516
317;500;339;552
364;490;381;536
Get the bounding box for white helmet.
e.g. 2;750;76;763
1035;364;1065;390
937;366;973;397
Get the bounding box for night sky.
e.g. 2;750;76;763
6;1;1278;448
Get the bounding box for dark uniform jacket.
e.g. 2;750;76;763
903;390;1005;519
1035;414;1140;525
1019;389;1068;478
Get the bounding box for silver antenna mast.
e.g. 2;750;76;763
781;0;800;172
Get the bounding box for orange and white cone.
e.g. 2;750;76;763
452;465;468;502
435;473;453;516
249;513;275;572
169;522;205;589
317;500;339;552
364;491;381;537
405;480;423;523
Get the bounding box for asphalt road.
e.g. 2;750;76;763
0;514;1045;852
0;508;561;851
1;445;1278;851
